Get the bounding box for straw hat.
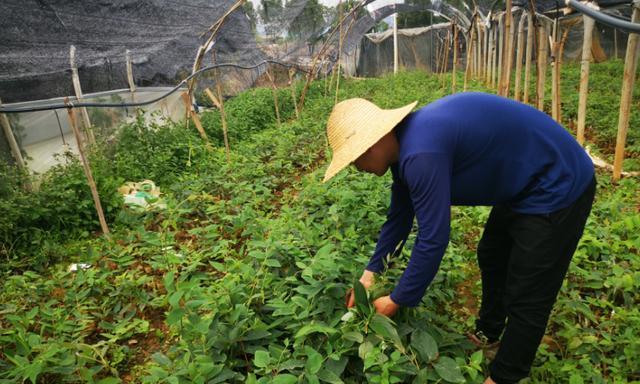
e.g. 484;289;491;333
323;98;417;183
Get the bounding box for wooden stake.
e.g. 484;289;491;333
264;69;281;125
551;19;560;121
492;25;499;88
289;68;299;119
181;92;211;147
578;6;597;144
523;12;534;104
211;52;229;159
536;24;548;111
64;99;109;235
497;14;504;92
613;3;640;180
503;4;516;97
69;45;95;145
514;12;527;101
464;22;475;91
486;22;494;85
126;50;136;104
452;25;459;93
552;27;571;122
0;99;26;170
500;2;513;96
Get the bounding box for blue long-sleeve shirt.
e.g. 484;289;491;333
366;92;594;307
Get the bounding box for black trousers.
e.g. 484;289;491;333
475;177;596;384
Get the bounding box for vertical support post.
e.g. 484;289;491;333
523;12;534;104
0;99;26;170
504;5;517;97
336;0;344;103
452;24;459;93
497;14;504;92
578;11;596;144
69;45;95;145
501;1;513;96
264;69;281;125
536;23;548;111
514;12;527;101
126;50;136;104
464;21;476;91
289;68;300;119
64;100;109;236
181;92;211;146
551;19;560;121
614;29;618;59
492;25;499;88
393;12;399;74
486;22;494;85
613;2;640;180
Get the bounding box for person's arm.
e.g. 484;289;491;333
366;168;415;274
389;153;452;307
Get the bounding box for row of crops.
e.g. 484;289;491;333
0;63;639;383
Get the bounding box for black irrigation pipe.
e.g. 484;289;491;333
0;60;311;114
566;0;640;33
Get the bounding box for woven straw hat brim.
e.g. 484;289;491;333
323;100;417;183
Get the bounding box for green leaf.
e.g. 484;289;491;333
342;331;363;343
353;280;370;316
166;308;185;326
295;322;337;339
368;314;404;352
305;346;323;374
411;329;438;362
272;374;298;384
317;368;344;384
97;378;121;384
168;291;183;308
433;356;465;383
569;374;584;384
254;350;270;368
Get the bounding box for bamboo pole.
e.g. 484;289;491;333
577;8;596;144
464;20;476;91
204;88;230;161
393;12;398;74
69;45;95;145
497;14;504;92
264;69;281;125
486;22;494;85
536;23;548;111
0;99;26;170
474;23;481;77
613;2;640;180
64;100;109;235
189;0;245;95
504;7;517;97
500;1;513;96
212;52;230;159
441;31;451;88
514;12;527;101
181;92;211;147
452;24;459;93
125;50;136;104
483;24;490;82
523;12;534;104
551;19;560;121
552;27;571;122
289;68;299;119
491;22;498;88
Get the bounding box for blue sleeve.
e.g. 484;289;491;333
366;167;415;273
390;153;451;307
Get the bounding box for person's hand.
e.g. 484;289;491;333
346;270;376;308
483;377;497;384
373;295;399;317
